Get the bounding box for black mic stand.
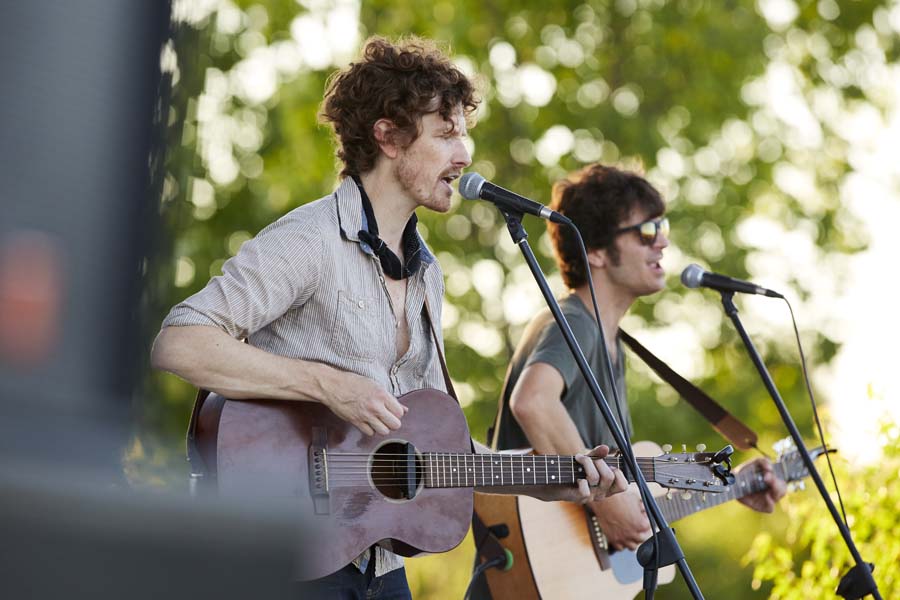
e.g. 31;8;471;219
499;209;705;600
719;291;880;600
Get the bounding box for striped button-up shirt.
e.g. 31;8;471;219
162;177;448;576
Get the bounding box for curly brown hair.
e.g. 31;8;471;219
549;163;665;289
320;36;479;177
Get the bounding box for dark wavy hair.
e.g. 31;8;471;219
320;36;479;177
549;163;665;289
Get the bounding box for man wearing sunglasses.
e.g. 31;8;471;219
482;163;785;568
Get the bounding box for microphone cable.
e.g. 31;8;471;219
463;554;509;600
780;296;848;524
565;221;664;579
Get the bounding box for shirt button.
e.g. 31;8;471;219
357;300;365;309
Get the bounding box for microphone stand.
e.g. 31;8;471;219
499;209;705;600
719;291;880;600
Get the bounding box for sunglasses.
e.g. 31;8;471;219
614;216;669;246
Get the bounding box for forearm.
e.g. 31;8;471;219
514;398;588;456
151;325;337;403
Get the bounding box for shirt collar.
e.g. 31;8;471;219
333;177;435;266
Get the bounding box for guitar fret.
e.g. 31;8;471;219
464;454;469;487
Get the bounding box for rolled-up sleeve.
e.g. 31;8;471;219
161;220;323;339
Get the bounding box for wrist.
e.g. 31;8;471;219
297;360;337;405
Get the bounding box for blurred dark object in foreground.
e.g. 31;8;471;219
0;462;301;600
0;3;310;598
0;1;165;468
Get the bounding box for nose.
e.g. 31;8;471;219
453;138;472;168
654;231;670;250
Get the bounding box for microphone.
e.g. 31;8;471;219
681;263;783;298
458;173;571;225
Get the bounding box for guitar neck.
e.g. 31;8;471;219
423;453;649;488
659;462;786;522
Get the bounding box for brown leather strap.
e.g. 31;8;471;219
423;294;457;401
619;329;758;450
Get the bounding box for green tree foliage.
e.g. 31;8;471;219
139;0;899;597
744;422;900;598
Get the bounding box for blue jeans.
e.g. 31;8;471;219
297;558;411;600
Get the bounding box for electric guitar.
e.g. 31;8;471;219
194;389;732;580
473;439;827;600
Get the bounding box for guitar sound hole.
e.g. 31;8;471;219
371;441;421;500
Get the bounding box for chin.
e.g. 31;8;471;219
420;193;451;213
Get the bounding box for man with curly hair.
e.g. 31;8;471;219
152;37;626;598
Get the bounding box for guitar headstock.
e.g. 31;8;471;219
646;443;735;493
774;437;833;486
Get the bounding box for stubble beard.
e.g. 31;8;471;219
395;153;448;213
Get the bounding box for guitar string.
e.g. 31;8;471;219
322;467;724;483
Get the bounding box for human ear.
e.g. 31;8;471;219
373;119;400;159
587;248;608;269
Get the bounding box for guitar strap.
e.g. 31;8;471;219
484;328;759;452
422;294;457;401
618;329;758;451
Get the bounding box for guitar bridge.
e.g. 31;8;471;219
308;427;330;515
585;509;612;570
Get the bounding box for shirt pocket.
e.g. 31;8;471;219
330;290;378;362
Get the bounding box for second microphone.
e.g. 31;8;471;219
459;172;571;225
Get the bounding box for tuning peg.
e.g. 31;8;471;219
797;481;805;491
696;444;707;452
681;491;692;500
662;444;672;454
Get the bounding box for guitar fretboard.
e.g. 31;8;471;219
422;453;650;488
659;462;787;522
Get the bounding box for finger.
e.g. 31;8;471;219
370;419;390;436
575;454;601;487
379;409;402;431
577;479;591;503
593;458;615;491
609;469;629;495
356;421;375;437
384;396;406;419
587;444;610;459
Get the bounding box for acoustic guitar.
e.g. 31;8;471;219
194;389;732;580
473;439;827;599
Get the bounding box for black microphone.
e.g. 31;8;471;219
458;173;571;225
681;263;783;298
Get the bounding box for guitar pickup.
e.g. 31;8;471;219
308;427;330;515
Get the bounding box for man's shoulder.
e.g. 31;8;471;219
268;192;338;232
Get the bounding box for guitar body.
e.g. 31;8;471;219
475;437;822;599
198;388;474;581
475;441;675;600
